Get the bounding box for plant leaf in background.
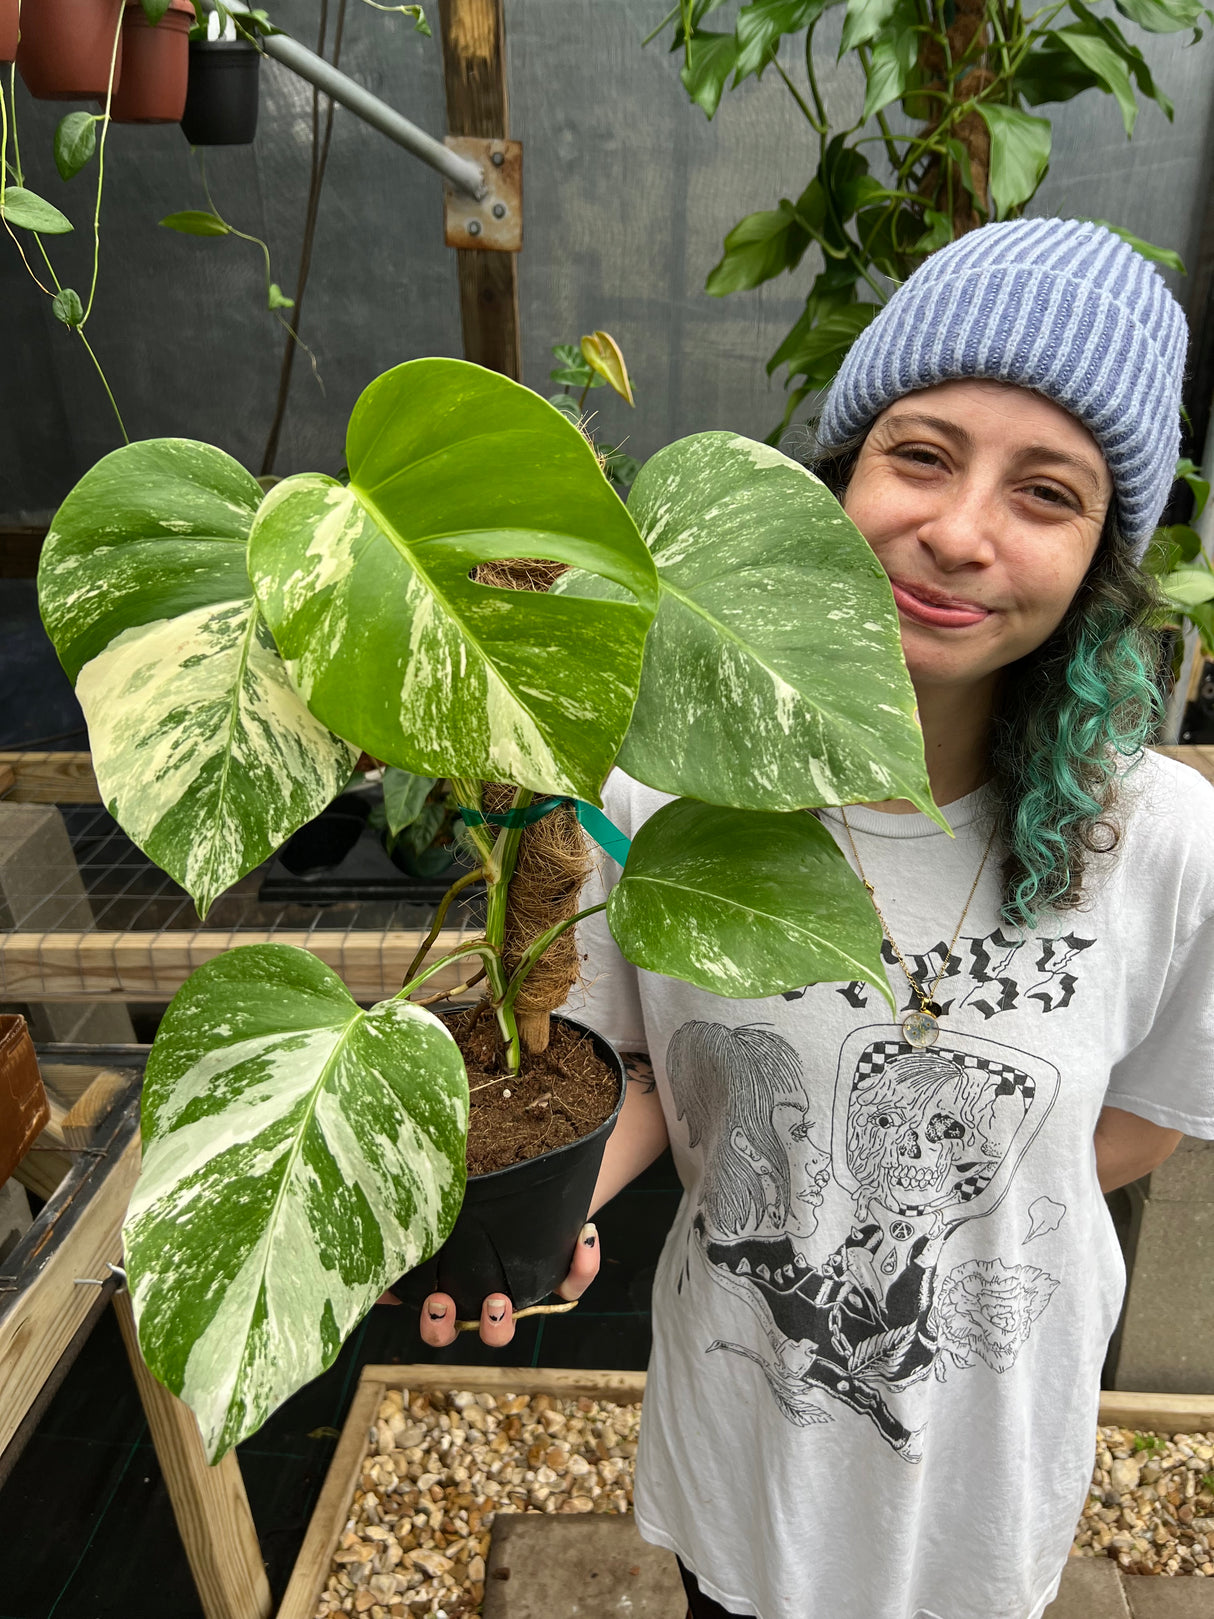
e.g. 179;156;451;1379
383;767;436;839
124;944;468;1460
580;331;635;405
1082;219;1185;271
732;0;830;82
53;112;99;182
249;359;658;802
558;432;937;819
160;209;231;237
1159;569;1214;609
37;440;356;916
52;287;84;327
606;798;893;1005
1055;27;1140;134
680;29;739;116
976;105;1053;217
140;0;172;21
1113;0;1206;31
1;188;74;234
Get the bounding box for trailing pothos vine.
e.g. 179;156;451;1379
653;0;1209;439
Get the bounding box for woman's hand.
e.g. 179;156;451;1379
418;1221;600;1348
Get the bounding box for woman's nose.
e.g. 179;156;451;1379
914;485;1000;570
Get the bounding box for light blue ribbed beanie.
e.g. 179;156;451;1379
817;218;1189;558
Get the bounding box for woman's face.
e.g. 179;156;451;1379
842;379;1113;692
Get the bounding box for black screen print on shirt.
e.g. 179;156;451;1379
668;1020;1063;1462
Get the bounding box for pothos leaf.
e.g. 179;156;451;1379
975;104;1052;217
160;209;231;236
1;187;74;234
54;112;99;182
680;29;740;117
52;287;84;327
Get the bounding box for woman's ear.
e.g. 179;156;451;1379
730;1127;767;1167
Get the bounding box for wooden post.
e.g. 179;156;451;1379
439;0;521;378
113;1292;273;1619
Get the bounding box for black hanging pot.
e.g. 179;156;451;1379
277;794;370;876
180;38;260;145
404;1013;626;1321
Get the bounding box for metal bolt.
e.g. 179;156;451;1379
492;202;506;219
491;151;505;167
467;219;482;237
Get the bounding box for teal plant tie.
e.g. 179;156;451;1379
458;796;631;865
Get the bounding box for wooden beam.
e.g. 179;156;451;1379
0;928;469;1003
277;1378;386;1619
0;752;100;803
439;0;521;379
361;1363;648;1403
1098;1391;1214;1436
114;1291;273;1619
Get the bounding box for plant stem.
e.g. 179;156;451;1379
500;902;606;1022
402;862;486;986
773;56;820;131
76;328;129;442
448;777;495;866
82;3;124;326
480;787;531;1074
398;938;498;998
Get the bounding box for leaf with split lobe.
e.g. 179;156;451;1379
248;358;658;802
557;431;938;819
37;439;356;916
124;944;468;1460
606;798;894;1006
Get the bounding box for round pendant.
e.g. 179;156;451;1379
902;1009;940;1048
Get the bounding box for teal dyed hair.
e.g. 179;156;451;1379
990;527;1164;929
807;437;1167;929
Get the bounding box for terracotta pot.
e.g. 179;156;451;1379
110;0;192;124
17;0;124;101
179;37;259;145
0;1014;49;1188
0;0;19;66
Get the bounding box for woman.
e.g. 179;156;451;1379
420;219;1214;1619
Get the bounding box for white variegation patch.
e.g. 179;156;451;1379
125;945;469;1461
606;798;894;1006
77;600;357;916
559;431;940;821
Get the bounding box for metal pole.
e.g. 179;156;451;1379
1162;388;1214;743
207;1;486;200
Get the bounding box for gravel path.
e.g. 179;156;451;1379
314;1397;1214;1617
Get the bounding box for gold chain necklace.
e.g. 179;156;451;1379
838;809;997;1049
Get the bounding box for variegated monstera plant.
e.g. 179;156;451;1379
38;358;939;1461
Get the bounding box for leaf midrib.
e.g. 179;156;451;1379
195;603;261;916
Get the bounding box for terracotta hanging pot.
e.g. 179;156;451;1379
0;1014;49;1189
110;0;193;124
179;36;260;145
0;0;19;66
17;0;124;101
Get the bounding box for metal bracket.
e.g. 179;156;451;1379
443;138;522;252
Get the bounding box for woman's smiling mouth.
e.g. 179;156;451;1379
890;578;993;629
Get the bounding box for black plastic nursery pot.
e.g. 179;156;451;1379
277;793;370;876
179;38;259;144
421;1012;626;1322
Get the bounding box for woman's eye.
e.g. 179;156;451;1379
1026;483;1077;510
894;446;942;468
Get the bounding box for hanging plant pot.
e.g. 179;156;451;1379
403;1011;626;1320
179;36;259;145
17;0;124;101
110;0;193;124
0;1014;50;1188
0;0;19;65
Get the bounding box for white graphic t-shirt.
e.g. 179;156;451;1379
564;751;1214;1619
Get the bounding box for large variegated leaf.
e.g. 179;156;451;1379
124;944;468;1462
606;798;894;1006
558;432;939;819
247;359;659;802
37;440;357;915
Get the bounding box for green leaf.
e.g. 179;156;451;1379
0;187;74;234
840;0;901;54
1174;458;1210;517
1113;0;1206;33
680;29;740;116
581;330;635;405
1067;1;1174;117
733;0;827;81
248;359;658;802
1141;523;1203;574
54;112;98;182
1016;41;1106;104
140;0;171;20
558;432;938;819
975;104;1051;218
267;281;295;310
769;303;878;387
1055;28;1139;134
1083;219;1185;273
160;209;231;236
124;944;468;1460
706;199;813;295
1159;568;1214;608
547;392;584;422
549;344;598;388
862;22;918;120
910;206;952;253
37;440;357;916
606;798;893;1005
52;287;84;327
382;768;436;838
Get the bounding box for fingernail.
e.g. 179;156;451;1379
486;1296;508;1323
427;1301;447;1321
581;1223;598;1249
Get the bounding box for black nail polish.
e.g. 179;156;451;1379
428;1305;446;1320
583;1231;597;1248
